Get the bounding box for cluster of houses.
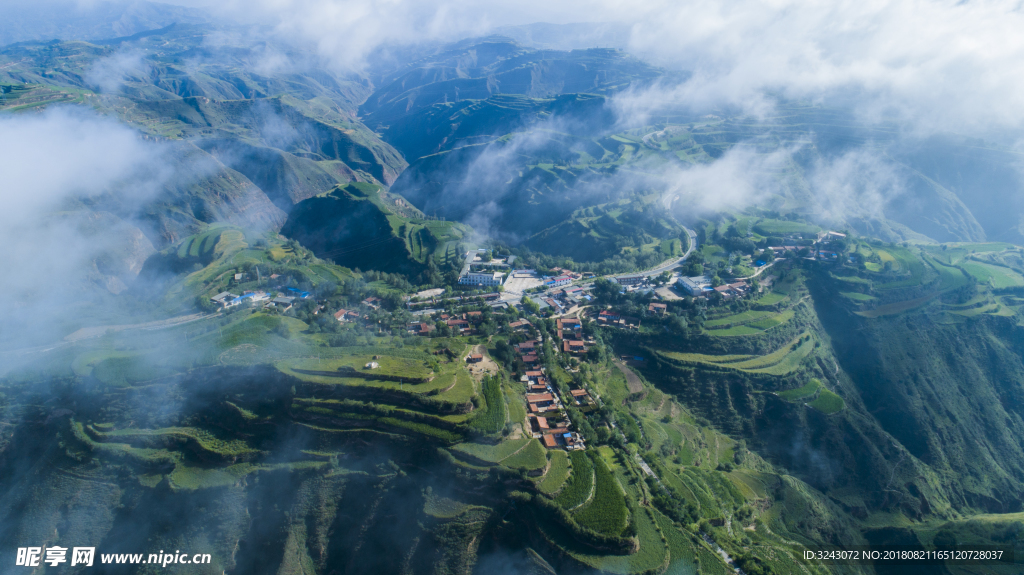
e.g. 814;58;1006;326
429;311;485;335
211;286;314;311
507;318;531;332
211;291;268;308
524;370;586;450
515;339;540;368
535;285;591;314
334;308;362;322
556;317;589;356
596;309;640;329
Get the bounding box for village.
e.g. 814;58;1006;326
207;232;850;458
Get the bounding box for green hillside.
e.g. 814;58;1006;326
281;183;471;276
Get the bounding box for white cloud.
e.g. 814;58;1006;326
168;0;1024;136
85;49;151;93
0;108;169;344
0;107;166;223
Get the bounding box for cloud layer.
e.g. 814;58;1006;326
0;108;169;346
184;0;1024;136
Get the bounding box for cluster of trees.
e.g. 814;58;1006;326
647;477;699;525
415;256;463;288
362;270;414;292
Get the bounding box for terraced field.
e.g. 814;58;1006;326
808;389;846;414
755;291;788;306
703;296;800;335
555;451;595;509
841;291;876;302
658;332;813;376
960;260;1024;288
539;450;571;494
776;379;822;402
856;293;937;318
705;310;774;328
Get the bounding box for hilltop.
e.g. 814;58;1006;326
280;182;471;278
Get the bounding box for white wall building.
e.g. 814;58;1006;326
615;275;645;286
545;275;572;287
677;275;712;295
459;272;504;287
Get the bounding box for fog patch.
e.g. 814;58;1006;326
808;148;904;227
0;107;170;347
85;49;152;94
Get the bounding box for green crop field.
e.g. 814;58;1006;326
436;369;477;404
746;337;815;375
573;453;629;535
856;293;937;318
755;291;788;306
873;247;928;290
777;379;822;402
555;451;595;510
539;451;571;494
655;510;699;575
92;425;256;457
279;352;434;382
841;291;876;302
658;351;754;364
505;384;527;430
500;439;548;470
728;334;811;369
808;388;846;414
470;376;506;433
711;324;764;336
926;257;972;292
658;333;811;375
753;219;820;235
452;437;532;464
705;310;774;328
961;261;1024;288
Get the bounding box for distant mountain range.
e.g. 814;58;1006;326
0;0;209;46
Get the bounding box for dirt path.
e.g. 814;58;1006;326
467;344;499;384
613;360;644;394
64;312;212;342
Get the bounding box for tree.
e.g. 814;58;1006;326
195;296;217;313
522;296;540;315
272;321;291;339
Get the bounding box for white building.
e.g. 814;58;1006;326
677;275;712;295
459;271;504;287
545;275;572;287
615;275;645;286
211;292;239;307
